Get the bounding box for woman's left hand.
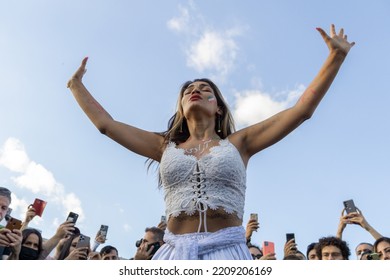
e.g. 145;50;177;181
317;24;355;56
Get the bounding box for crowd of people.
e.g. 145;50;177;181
1;186;389;260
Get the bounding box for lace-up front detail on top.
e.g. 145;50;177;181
160;139;246;232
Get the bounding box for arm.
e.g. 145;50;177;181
39;221;75;259
336;209;347;239
347;208;383;240
67;57;165;162
232;24;355;162
20;206;37;231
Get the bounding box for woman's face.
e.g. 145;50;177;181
181;81;219;118
23;233;40;251
376;241;390;260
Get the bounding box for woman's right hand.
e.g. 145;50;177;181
67;57;88;88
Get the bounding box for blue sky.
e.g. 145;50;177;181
1;0;389;259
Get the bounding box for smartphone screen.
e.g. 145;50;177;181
66;212;79;224
250;213;258;222
32;198;47;217
343;199;357;214
262;241;275;255
99;225;109;239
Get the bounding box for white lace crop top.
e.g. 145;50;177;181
159;138;246;232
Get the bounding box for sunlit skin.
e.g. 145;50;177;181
0;196;10;221
376;241;390;260
321;245;344;260
308;248;318;260
102;249;119;260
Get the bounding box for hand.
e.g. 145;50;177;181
55;221;76;239
88;251;102;260
67;57;88;88
95;232;107;244
317;24;355;56
260;253;276;260
24;206;37;224
284;238;298;257
65;247;89;260
345;208;369;229
245;218;260;240
0;228;22;256
133;242;154;260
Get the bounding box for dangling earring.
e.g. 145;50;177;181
179;120;183;133
217;115;222;133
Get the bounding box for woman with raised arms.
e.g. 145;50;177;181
67;24;354;260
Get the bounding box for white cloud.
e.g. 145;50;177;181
0;137;29;173
166;5;190;32
0;137;84;221
167;2;245;82
186;30;238;78
233;84;305;127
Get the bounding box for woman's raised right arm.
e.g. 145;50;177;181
67;57;164;162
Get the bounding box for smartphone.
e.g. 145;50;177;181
99;225;109;239
286;233;295;243
262;241;275;255
5;217;23;231
343;199;358;214
66;212;79;224
161;215;167;223
32;198;47;217
76;234;91;248
147;241;161;256
367;253;380;260
250;213;258;222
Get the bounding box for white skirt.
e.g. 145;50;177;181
152;226;252;260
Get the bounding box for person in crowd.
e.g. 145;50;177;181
67;24;354;259
56;227;89;260
355;242;374;260
0;187;12;223
0;187;22;260
336;206;382;241
373;236;390;260
316;236;351;260
100;245;119;260
5;228;43;260
247;244;263;260
306;242;318;260
133;227;165;260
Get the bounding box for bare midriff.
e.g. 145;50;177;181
167;208;242;234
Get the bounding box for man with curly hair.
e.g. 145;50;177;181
316;236;350;260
